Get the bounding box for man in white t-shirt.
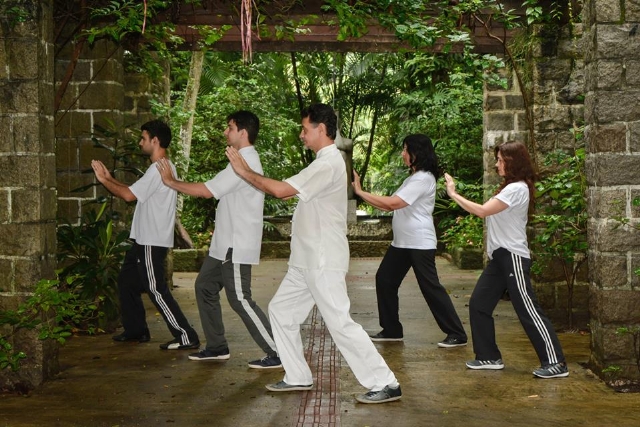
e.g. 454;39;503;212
226;103;401;404
91;119;199;350
158;111;279;369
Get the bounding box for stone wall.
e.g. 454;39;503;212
583;0;640;380
0;0;58;390
54;34;127;224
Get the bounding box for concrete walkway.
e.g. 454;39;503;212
1;257;639;426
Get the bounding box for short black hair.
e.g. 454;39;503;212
226;110;260;144
141;119;171;148
301;103;337;140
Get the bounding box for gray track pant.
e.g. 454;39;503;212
194;249;277;356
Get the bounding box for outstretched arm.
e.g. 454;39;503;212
352;171;408;212
444;173;507;218
91;160;136;202
225;146;297;199
156;158;213;199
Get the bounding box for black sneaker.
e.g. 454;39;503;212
369;331;403;342
188;348;230;361
533;362;569;378
466;359;504;370
355;385;402;404
159;339;200;350
112;329;150;343
248;355;282;369
437;336;468;348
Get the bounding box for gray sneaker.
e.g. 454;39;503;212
466;359;505;370
265;381;312;392
533;362;569;378
355;385;402;404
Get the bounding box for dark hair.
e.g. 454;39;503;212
494;142;537;204
300;103;337;140
141;119;171;148
226;110;260;144
403;134;438;178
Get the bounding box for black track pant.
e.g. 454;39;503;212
469;247;565;365
375;245;467;340
118;242;198;344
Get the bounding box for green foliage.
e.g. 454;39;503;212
151;52;303;240
0;276;101;372
531;145;587;328
438;179;485;249
532;147;588;269
2;2;33;27
440;214;483;249
57;203;131;327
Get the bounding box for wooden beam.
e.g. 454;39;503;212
156;0;524;54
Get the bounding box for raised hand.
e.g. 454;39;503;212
444;173;457;197
156;157;175;184
91;160;111;183
352;170;363;195
225;146;250;177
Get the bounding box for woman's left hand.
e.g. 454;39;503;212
352;170;363;195
444;173;457;197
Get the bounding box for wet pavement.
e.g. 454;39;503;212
1;257;639;427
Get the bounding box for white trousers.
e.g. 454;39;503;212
269;266;398;391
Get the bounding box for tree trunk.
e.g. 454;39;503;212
179;50;205;174
174;51;204;249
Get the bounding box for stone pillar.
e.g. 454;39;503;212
584;0;640;380
0;0;58;389
530;20;589;325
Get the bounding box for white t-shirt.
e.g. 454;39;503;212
486;181;531;259
205;146;264;265
284;144;349;272
391;171;437;250
129;161;177;248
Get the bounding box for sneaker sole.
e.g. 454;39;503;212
533;371;569;379
188;355;230;361
265;384;312;392
248;364;283;370
355;395;402;404
370;337;403;342
437;342;467;348
161;344;200;350
466;364;504;370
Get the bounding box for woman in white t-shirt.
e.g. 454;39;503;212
444;141;568;379
353;134;467;348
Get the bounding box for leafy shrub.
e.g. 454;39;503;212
438;178;486;250
57;202;131;329
531;146;587;329
440;214;483;249
0;276;101;372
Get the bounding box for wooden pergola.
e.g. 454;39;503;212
157;0;524;54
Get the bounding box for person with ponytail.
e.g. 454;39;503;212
353;134;467;348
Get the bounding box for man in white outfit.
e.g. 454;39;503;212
92;119;199;350
157;111;280;368
226;103;401;404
